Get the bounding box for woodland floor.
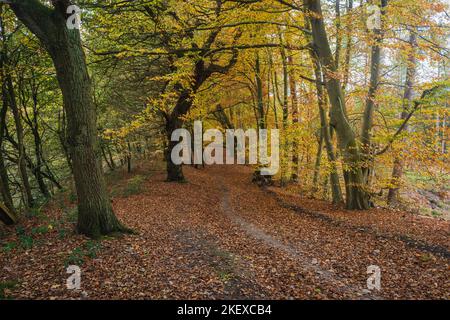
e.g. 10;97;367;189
0;162;449;300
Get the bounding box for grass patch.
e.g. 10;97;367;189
14;227;34;250
69;192;77;204
57;228;68;239
65;207;78;224
217;270;234;282
419;253;435;263
31;225;50;235
2;241;17;253
111;174;146;198
1;224;52;253
0;280;18;300
65;247;85;266
18;235;33;249
123;175;146;196
431;210;442;217
25;207;41;219
64;240;102;267
209;248;236;284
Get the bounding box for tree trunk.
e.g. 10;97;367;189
101;143;114;171
334;0;341;69
164;49;236;181
252;52;273;186
59;133;73;173
279;38;290;185
10;0;127;237
387;32;417;205
360;0;388;183
255;53;266;130
51;31;125;237
0;75;14;213
127;141;132;173
20;77;52;198
312;131;324;191
311;55;343;204
29;90;50;197
6;74;35;208
57;109;73;173
165;116;185;182
342;0;353;91
305;0;368;209
5;133;62;192
107;144;116;170
287;52;300;183
0;155;14;210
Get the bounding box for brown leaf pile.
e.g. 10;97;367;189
0;164;448;299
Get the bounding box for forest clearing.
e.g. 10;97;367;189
0;0;449;302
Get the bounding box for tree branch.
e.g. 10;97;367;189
376;85;447;156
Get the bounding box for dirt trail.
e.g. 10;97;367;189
1;164;448;299
220;179;381;299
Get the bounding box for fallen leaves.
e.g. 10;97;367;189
0;164;449;299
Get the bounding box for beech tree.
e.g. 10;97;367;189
304;0;371;209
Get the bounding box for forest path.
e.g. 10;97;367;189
217;171;380;299
1;164;448;299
